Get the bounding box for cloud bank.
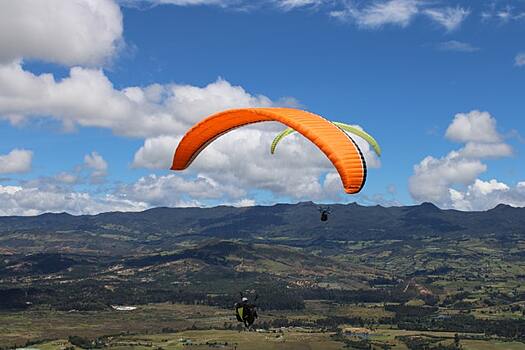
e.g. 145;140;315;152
409;111;524;211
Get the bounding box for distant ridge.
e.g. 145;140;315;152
1;202;523;242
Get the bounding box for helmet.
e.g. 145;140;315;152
242;297;248;302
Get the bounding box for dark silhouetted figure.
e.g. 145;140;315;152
319;206;331;221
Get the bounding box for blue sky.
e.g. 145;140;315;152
0;0;524;215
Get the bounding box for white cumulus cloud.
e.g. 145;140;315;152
0;0;123;66
0;183;147;216
0;170;251;215
133;136;180;169
458;142;512;159
449;179;525;211
445;110;502;143
84;151;108;182
0;149;33;174
409;152;487;204
117;173;246;207
0;63;273;138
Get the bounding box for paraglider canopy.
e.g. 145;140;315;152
171;108;368;194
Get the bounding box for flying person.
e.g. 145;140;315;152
319;206;331;222
235;295;258;330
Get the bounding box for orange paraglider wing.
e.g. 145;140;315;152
171;108;366;194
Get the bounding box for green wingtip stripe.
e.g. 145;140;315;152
270;128;295;154
333;122;382;157
270;122;381;157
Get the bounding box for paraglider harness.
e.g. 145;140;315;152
319;206;332;221
235;293;258;329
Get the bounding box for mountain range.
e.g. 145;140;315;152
1;202;523;243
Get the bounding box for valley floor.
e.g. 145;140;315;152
2;303;525;350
